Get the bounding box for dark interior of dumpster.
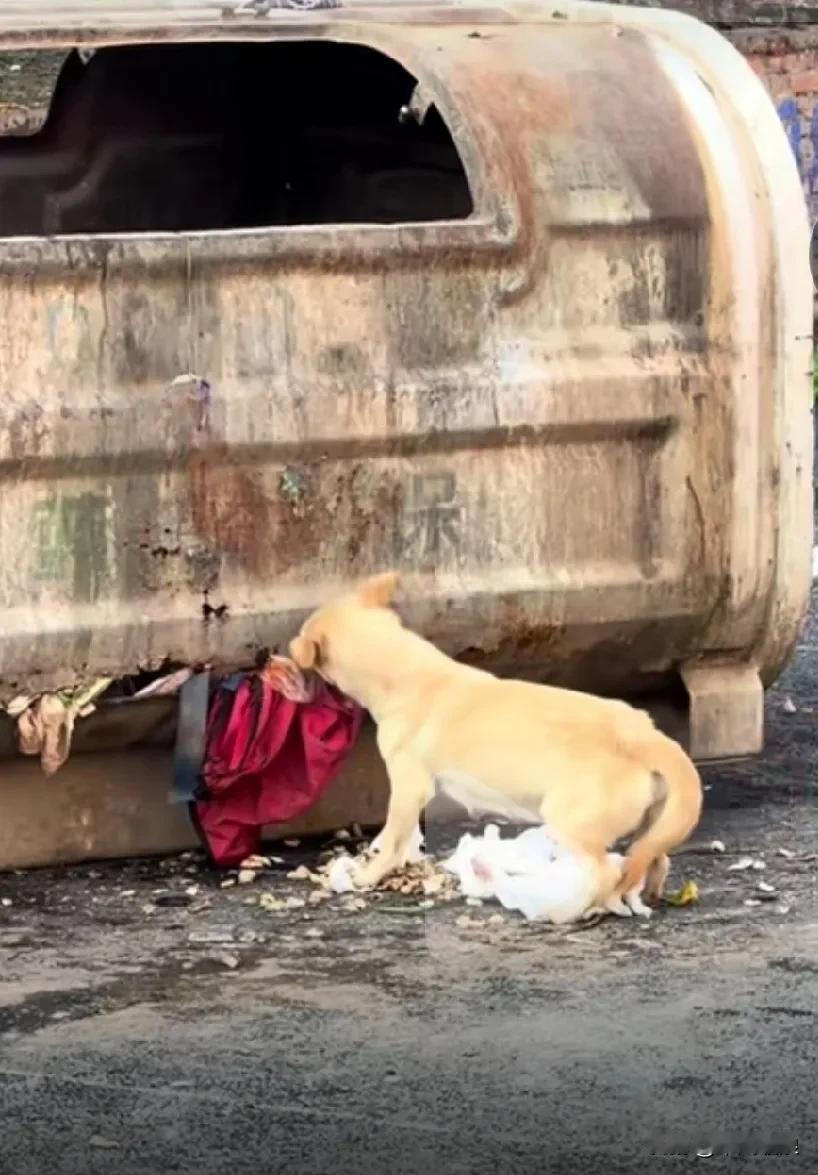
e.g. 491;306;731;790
0;41;473;235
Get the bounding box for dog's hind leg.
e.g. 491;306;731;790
539;794;624;923
353;753;433;890
642;852;670;904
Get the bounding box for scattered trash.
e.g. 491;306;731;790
455;914;480;929
304;928;323;939
220;878;236;889
89;1136;119;1150
782;696;798;714
710;840;726;853
1;898;12;908
328;856;357;894
777;848;797;860
215;951;240;970
284;896;306;910
239;855;271;871
287;865;311;881
744;898;762;908
727;856;765;873
259;893;285;913
664;880;700;908
758;880;776;894
237;869;257;885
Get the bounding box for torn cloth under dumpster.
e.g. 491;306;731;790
10;678;112;775
191;665;363;867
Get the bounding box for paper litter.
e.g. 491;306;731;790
310;822;652;924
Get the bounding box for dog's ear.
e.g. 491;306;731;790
289;634;319;670
357;571;399;608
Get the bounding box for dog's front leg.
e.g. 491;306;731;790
354;754;433;890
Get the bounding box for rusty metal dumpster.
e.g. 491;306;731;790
0;0;812;866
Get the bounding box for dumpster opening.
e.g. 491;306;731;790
0;40;473;236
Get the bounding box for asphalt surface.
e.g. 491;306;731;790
3;598;818;1172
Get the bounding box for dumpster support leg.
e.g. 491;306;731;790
680;663;764;761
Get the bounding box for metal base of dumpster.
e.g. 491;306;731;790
0;698;697;872
0;729;390;872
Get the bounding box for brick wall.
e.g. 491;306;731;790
733;26;818;222
605;2;818;225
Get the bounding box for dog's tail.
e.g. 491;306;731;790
615;731;703;896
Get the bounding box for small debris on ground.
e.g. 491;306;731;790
259;893;285;913
664;880;700;908
215;951;240;970
188;930;235;945
727;856;765;872
239;855;272;870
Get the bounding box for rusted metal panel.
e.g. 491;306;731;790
0;3;811;749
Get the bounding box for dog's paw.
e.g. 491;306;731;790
624;889;653;918
603;894;634;918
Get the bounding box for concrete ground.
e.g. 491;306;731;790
2;600;818;1172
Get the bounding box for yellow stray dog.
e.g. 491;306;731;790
290;573;702;921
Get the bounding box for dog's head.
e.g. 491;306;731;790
289;571;401;698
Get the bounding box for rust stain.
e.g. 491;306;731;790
188;449;322;578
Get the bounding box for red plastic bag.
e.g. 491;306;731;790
193;671;363;867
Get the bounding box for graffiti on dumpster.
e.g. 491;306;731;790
34;492;109;603
401;472;462;566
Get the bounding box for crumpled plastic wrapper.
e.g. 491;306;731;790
441;824;650;923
